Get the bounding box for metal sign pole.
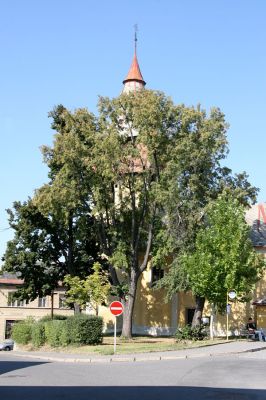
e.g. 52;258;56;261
226;290;236;341
226;311;229;341
226;292;229;340
114;316;117;353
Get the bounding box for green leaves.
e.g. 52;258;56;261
3;88;260;336
167;193;265;311
64;263;111;313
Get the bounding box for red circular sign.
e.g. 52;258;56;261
110;301;123;316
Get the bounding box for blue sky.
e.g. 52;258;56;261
1;0;266;260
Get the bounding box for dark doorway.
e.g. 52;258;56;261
186;308;195;326
5;320;17;339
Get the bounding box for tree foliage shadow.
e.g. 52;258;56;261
0;386;265;400
0;361;49;376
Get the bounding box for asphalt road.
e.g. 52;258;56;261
0;351;265;399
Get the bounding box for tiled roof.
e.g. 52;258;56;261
0;271;23;285
0;278;24;285
123;51;146;84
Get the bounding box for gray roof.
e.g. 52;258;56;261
253;298;266;306
0;272;20;279
246;203;266;247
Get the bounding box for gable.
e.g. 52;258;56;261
246;203;266;247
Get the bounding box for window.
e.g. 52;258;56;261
5;320;17;339
59;294;67;309
38;297;46;308
7;292;25;307
16;299;25;307
7;292;16;307
151;266;164;286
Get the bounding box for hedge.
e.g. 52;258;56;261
65;315;103;345
11;320;33;344
44;320;67;347
39;314;68;322
11;314;103;347
31;322;46;347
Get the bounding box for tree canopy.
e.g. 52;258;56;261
159;192;265;325
3;89;259;336
3;195;99;302
64;262;111;314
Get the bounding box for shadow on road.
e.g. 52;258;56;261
0;386;265;400
0;361;49;375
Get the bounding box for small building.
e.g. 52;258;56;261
0;272;74;341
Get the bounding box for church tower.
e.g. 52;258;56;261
123;30;146;93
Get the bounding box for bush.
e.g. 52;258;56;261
66;314;103;345
57;322;70;347
176;325;208;342
39;314;68;322
13;314;103;347
11;320;33;344
31;322;45;347
44;320;65;347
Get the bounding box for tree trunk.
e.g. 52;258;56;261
192;295;205;327
74;303;81;314
50;292;54;320
121;273;138;338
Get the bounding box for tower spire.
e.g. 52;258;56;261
123;26;146;92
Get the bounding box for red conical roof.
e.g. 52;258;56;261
123;51;146;85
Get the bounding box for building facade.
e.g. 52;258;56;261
0;273;74;341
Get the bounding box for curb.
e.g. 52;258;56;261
7;344;266;364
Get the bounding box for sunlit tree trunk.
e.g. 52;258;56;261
192;296;205;327
121;273;138;338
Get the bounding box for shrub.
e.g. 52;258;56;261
176;325;208;342
66;314;103;345
43;319;70;347
44;320;65;347
31;322;45;347
39;314;68;322
11;320;33;344
57;322;70;347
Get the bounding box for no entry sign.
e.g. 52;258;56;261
110;301;123;316
110;301;123;353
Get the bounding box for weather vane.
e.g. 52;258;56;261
134;24;138;52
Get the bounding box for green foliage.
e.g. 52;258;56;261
39;314;68;322
110;282;129;300
64;263;110;313
3;200;63;301
65;314;103;345
11;320;33;344
44;320;67;347
3;90;259;338
40;315;103;347
11;314;103;348
176;325;207;341
31;322;46;347
3;105;100;301
163;193;265;311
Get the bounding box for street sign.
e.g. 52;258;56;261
226;304;231;314
110;301;123;354
110;301;123;316
228;290;237;300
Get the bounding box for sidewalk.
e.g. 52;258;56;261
11;340;266;364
